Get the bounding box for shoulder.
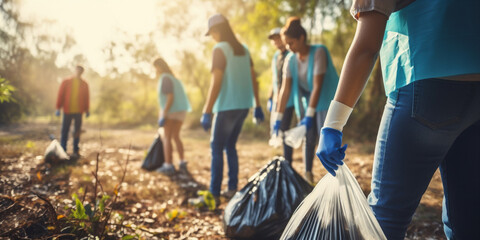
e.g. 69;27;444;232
213;42;230;51
285;52;296;64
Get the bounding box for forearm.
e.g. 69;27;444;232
308;74;324;110
334;11;387;108
203;70;223;113
163;94;174;115
276;77;291;114
251;68;261;107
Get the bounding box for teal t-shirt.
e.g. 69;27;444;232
158;73;191;113
212;42;255;113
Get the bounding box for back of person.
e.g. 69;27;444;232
212;42;254;113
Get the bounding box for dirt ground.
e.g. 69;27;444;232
0;122;446;239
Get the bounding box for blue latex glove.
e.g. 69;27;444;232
300;116;313;130
158;118;165;127
316;127;348;176
55;109;60;116
200;113;212;131
272;120;282;136
85;111;90;118
254;107;264;123
267;98;273;112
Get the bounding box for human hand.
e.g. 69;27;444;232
200;113;212;131
267;98;273;112
254;107;264;123
55;109;60;116
158;118;165;127
316;127;347;176
300;116;313;130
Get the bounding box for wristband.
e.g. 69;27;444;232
306;107;316;117
324;100;353;131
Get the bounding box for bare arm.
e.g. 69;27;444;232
160;93;174;118
334;11;388;107
276;76;292;114
251;67;261;107
203;69;224;113
308;74;325;109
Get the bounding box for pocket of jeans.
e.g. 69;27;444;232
412;80;473;130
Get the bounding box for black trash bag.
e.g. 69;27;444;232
44;139;69;163
280;164;387;240
223;156;313;239
141;135;164;171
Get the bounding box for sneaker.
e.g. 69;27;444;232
156;164;176;176
179;161;188;172
71;152;80;159
305;171;314;185
221;189;237;199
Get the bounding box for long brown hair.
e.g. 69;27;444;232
211;21;245;56
283;17;307;42
153;58;173;75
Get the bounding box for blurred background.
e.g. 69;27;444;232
0;0;385;143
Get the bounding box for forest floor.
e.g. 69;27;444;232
0;122;445;239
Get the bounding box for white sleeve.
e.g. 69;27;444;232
283;54;293;79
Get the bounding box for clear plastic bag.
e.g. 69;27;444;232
44;139;69;163
280;164;387;240
284;125;306;149
268;131;283;148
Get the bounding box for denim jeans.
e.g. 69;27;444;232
209;109;249;196
60;113;83;153
368;79;480;240
303;110;327;172
281;106;295;163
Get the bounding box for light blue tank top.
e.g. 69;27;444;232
272;50;294;108
158;73;191;113
212;42;255;113
380;0;480;98
288;45;339;118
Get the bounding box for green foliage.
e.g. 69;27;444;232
0;78;15;103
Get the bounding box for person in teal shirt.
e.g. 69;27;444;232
200;14;264;203
274;17;339;184
153;58;191;175
316;0;480;239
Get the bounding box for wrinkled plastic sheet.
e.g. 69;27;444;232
284;125;306;149
141;135;164;171
281;164;387;240
224;157;313;239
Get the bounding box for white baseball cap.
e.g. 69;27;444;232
205;14;227;36
268;27;282;39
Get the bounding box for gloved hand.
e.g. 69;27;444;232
55;109;60;116
158;118;165;127
300;116;313;130
267;98;273;112
85;112;90;118
316;127;347;176
200;113;212;131
272;120;282;136
254;106;264;123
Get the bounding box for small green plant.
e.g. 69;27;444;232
0;78;15;103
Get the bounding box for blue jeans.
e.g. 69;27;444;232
60;113;83;153
368;79;480;240
303;110;327;172
209;109;248;196
281;106;295;163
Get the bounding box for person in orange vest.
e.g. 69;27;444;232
55;65;90;158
